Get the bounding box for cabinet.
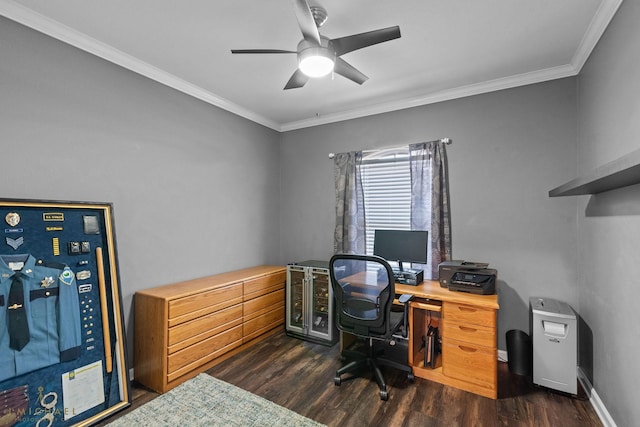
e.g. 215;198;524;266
134;265;286;393
400;281;499;399
441;302;497;395
286;261;337;345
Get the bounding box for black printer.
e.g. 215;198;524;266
438;260;496;295
448;269;497;295
438;260;489;288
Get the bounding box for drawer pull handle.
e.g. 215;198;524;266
458;306;476;313
459;326;477;333
458;345;477;353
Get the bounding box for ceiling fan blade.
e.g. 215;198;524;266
293;0;321;45
231;49;296;54
331;26;401;56
284;69;310;90
334;58;368;85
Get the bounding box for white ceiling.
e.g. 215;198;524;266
0;0;623;131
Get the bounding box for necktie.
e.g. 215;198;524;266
7;273;30;351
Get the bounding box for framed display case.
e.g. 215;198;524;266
0;199;130;426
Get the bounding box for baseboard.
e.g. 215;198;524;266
499;352;615;426
577;367;617;427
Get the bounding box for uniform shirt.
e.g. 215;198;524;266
0;254;81;382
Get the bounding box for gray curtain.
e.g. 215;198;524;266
333;151;366;254
409;141;452;279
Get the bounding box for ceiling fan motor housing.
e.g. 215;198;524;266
310;6;328;28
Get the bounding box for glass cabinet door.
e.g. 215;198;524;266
287;267;306;333
309;267;332;339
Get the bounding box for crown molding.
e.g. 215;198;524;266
281;0;624;131
571;0;623;71
0;0;281;131
1;0;623;133
280;64;579;131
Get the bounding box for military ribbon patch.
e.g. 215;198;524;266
6;236;24;250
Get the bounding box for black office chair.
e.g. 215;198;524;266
329;253;414;401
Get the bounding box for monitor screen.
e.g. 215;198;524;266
373;229;429;265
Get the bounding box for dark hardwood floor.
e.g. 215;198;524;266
102;332;602;426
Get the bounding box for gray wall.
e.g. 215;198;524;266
4;6;634;424
576;0;640;425
0;17;281;366
280;78;578;351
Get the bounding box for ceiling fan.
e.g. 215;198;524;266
231;0;401;90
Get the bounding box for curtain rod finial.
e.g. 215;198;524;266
328;153;335;159
441;138;452;144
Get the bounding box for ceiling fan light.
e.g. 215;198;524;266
298;47;334;78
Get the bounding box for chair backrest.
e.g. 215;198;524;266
329;254;396;339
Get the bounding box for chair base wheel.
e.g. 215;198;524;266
408;373;415;382
334;376;341;386
379;389;389;401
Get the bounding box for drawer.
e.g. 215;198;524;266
442;337;497;389
444;302;496;328
244;271;286;301
168;304;243;350
167;325;243;377
243;289;285;322
243;305;284;341
442;320;495;348
169;282;242;322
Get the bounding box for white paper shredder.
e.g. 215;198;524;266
529;297;577;394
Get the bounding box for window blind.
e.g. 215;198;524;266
361;148;411;256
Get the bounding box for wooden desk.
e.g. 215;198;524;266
395;280;499;311
403;280;499;399
342;280;499;399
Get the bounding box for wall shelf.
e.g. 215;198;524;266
549;149;640;197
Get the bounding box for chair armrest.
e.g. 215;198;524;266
398;294;413;338
398;294;413;304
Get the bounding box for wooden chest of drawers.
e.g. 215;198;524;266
134;265;286;393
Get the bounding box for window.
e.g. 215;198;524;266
361;146;434;272
334;142;449;279
361;147;413;257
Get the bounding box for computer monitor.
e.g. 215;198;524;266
373;229;428;271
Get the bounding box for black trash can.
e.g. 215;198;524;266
506;329;531;376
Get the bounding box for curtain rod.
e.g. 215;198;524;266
328;138;452;159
